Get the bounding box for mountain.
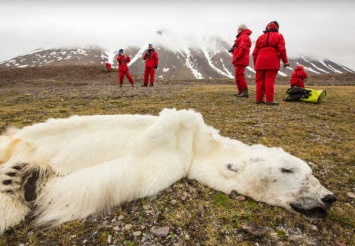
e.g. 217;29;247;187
0;37;353;80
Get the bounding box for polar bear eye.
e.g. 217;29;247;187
281;168;293;174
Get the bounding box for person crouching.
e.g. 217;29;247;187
290;65;308;88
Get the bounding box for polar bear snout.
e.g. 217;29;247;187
289;193;337;219
321;194;337;208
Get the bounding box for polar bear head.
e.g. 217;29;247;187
221;144;337;219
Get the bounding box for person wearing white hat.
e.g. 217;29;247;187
142;44;159;86
231;24;252;98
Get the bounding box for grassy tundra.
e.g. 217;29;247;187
0;67;354;245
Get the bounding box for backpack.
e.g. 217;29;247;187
284;86;326;104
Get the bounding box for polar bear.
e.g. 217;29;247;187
0;108;336;234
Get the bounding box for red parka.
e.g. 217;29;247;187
143;49;159;68
290;65;308;88
232;29;252;66
252;22;288;70
117;55;131;72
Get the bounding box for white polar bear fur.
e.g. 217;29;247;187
0;108;335;234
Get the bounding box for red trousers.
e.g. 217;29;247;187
234;65;248;93
144;67;155;85
255;69;278;103
118;71;134;85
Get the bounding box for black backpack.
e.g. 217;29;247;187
284;86;311;101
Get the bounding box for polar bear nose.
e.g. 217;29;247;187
322;194;337;206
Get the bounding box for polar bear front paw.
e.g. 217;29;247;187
0;164;26;195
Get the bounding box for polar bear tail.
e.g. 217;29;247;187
33;159;138;228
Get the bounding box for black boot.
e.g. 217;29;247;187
236;88;249;98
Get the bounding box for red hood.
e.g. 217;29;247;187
295;65;305;71
264;22;279;32
237;29;252;38
240;29;252;36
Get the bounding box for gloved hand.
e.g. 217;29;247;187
155;65;158;69
284;63;290;67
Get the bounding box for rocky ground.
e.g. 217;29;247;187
0;66;354;246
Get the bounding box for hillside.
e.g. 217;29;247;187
1;65;355;88
0;67;354;245
0;39;353;80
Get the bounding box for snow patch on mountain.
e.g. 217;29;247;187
0;36;353;80
184;49;203;79
129;46;147;67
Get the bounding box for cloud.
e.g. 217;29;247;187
0;0;354;69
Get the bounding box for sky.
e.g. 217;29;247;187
0;0;354;69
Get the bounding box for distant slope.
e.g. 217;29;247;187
0;39;353;79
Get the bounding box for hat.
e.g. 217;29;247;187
118;49;124;54
238;24;248;31
148;44;154;49
266;21;279;31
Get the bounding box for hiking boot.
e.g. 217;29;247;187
141;84;148;87
236;89;249;98
265;101;279;105
119;84;122;87
256;101;265;104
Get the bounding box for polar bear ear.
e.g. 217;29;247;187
226;163;238;172
220;162;240;178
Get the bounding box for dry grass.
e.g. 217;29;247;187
0;71;354;245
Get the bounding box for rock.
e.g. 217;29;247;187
133;231;142;237
241;223;267;237
229;190;239;199
151;226;170;237
107;234;112;244
228;190;246;201
289;235;308;244
91;231;98;239
123;224;133;231
310;225;318;231
236;195;246;201
143;204;151;210
346;192;355;199
335;240;347;246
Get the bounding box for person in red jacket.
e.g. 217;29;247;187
252;21;289;105
290;65;308;88
142;44;159;87
105;62;112;72
231;24;252;98
116;49;134;87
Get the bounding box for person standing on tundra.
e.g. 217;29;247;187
142;44;159;87
231;24;252;98
116;49;134;87
252;21;289;105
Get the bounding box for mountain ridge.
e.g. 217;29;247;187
0;38;353;80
